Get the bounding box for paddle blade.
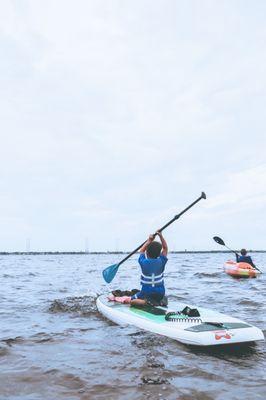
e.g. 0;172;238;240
213;236;225;246
102;264;119;283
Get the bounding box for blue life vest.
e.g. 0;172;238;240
236;254;254;266
138;253;168;288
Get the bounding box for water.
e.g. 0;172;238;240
0;253;265;400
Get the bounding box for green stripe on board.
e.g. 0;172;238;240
130;306;166;323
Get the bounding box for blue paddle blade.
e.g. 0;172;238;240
102;263;119;283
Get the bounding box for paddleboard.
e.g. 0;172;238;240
97;294;264;346
224;261;260;278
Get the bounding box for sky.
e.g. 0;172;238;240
0;0;266;251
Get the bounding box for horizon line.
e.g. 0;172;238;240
0;250;265;255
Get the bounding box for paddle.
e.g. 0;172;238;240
213;236;238;255
213;236;262;273
102;192;207;283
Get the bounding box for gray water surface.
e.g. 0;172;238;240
0;253;265;399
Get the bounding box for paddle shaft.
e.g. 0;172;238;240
117;192;206;267
224;244;238;255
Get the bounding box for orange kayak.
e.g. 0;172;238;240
224;261;260;278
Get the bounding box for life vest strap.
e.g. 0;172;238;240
141;272;164;287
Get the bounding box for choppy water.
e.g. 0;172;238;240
0;253;265;400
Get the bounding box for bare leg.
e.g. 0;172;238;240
130;298;147;307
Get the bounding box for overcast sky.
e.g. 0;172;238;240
0;0;265;251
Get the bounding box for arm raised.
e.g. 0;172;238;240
156;231;168;256
139;234;155;253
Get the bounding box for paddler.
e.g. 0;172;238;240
236;249;256;269
130;231;168;306
109;231;168;306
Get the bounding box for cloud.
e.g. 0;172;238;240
0;1;266;250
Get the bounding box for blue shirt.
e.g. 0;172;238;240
236;254;255;267
138;253;168;289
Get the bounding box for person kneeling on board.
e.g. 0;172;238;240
109;231;168;306
236;249;256;269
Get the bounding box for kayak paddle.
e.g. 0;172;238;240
213;236;238;254
213;236;262;273
102;192;207;283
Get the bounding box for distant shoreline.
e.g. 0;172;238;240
0;250;265;255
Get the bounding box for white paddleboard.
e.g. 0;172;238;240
97;295;264;346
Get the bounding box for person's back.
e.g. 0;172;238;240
139;250;166;287
236;249;255;268
131;231;168;306
108;231;168;306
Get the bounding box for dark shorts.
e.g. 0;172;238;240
131;286;165;304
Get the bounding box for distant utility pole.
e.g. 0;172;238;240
85;237;89;253
26;238;31;253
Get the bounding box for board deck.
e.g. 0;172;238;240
97;295;264;346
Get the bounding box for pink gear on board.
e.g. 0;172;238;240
108;295;131;304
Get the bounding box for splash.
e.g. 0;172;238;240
49;295;98;316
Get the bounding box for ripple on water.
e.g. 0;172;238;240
130;332;168;350
141;374;169;385
0;345;9;356
48;295;98;316
236;299;261;307
0;367;89;399
176;388;215;400
29;332;55;344
193;272;222;278
3;274;15;278
2;336;24;347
